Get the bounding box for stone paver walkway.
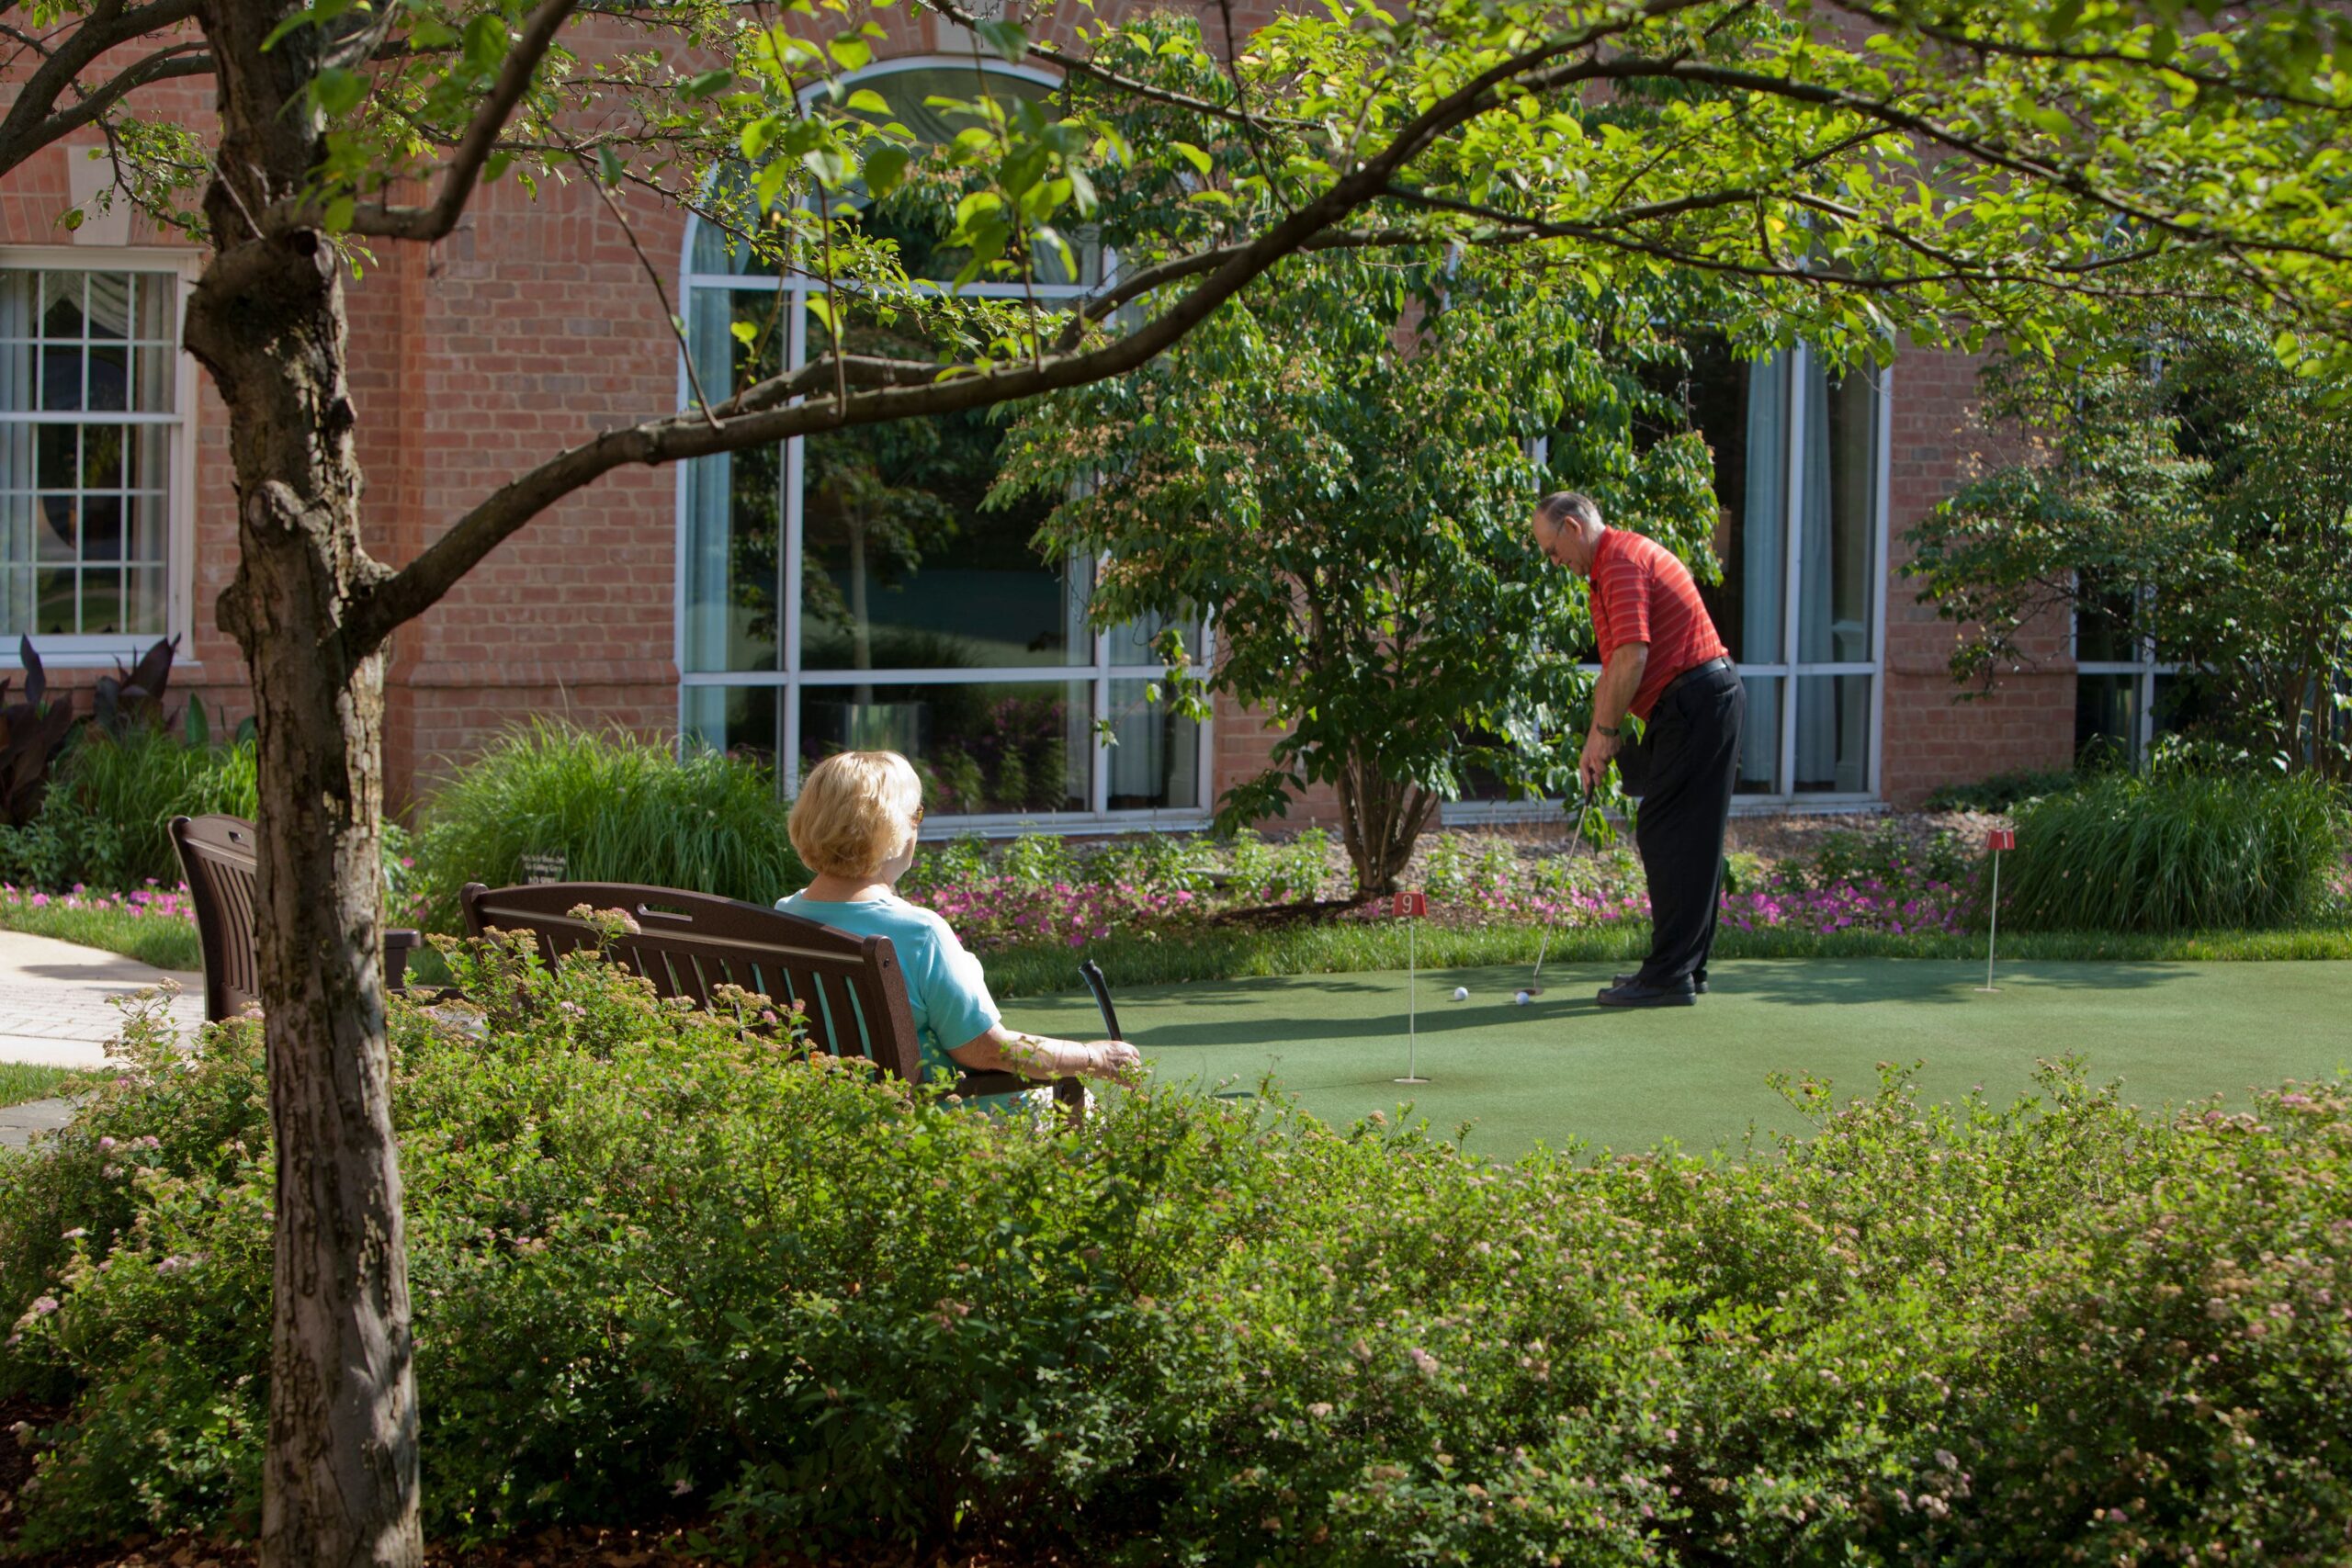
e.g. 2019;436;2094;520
0;930;203;1148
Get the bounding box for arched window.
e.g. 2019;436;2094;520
677;58;1209;824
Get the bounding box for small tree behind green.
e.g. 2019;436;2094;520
1906;311;2352;778
996;255;1715;897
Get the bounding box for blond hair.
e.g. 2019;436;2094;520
790;750;924;879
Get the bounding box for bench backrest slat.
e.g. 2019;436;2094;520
458;881;924;1082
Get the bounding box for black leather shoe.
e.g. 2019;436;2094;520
1597;977;1697;1008
1615;971;1708;995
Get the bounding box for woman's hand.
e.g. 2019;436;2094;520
1083;1040;1144;1083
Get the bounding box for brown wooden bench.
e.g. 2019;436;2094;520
458;879;1081;1115
171;814;420;1023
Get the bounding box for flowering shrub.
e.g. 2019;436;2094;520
914;874;1209;950
5;953;2352;1561
902;829;1976;953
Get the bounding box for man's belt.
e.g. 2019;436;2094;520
1659;655;1735;701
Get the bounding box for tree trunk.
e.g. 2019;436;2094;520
183;1;419;1562
1338;747;1433;899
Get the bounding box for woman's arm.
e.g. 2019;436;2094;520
948;1024;1142;1082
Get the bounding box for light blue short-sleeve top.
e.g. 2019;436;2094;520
775;890;1002;1085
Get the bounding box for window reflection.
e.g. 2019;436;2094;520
802;682;1090;815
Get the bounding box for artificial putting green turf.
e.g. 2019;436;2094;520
1002;958;2352;1160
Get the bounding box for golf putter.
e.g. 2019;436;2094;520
1528;784;1599;997
1079;957;1125;1040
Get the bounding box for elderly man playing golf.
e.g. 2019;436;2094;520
1531;491;1744;1007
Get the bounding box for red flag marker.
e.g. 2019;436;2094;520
1980;828;2016;991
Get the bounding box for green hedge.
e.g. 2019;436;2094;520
405;723;805;931
5;942;2352;1560
2004;769;2346;931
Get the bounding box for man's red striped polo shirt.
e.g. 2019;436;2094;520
1588;527;1728;721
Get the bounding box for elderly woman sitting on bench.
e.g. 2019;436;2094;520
777;750;1140;1093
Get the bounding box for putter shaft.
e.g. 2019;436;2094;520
1531;787;1598;990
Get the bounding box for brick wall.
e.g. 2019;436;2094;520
1879;345;2075;806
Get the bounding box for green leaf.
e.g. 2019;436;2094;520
806;294;839;340
1171;141;1213;178
846;87;890;114
730;320;758;345
683;68;733;99
975;17;1027;64
828;33;873;71
460;10;509;69
312;66;366;118
597;144;623;187
183;694;209;749
862;143;912;199
323;195;356;231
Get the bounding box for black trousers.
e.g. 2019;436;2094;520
1622;662;1745;987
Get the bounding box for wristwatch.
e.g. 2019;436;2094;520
1595;723;1621;739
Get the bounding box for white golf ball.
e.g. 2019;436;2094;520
1451;986;1469;1002
1514;990;1532;1006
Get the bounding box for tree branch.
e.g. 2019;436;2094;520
921;0;1312;133
351;27;1623;649
0;0;202;181
342;0;582;240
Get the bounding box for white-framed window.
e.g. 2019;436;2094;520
2073;584;2181;765
0;250;198;664
675;57;1213;831
1446;342;1889;822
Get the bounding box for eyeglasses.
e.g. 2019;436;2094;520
910;805;926;827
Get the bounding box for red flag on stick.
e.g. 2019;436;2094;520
1391;891;1428;918
1987;827;2016;852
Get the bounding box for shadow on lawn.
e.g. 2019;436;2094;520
1712;957;2192;1008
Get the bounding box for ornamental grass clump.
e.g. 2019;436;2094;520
405;722;805;931
2004;769;2346;931
6;944;2352;1562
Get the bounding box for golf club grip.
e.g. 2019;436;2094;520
1079;957;1125;1040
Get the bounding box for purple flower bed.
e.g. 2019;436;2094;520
1719;878;1973;938
0;882;195;920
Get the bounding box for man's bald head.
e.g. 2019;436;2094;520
1531;491;1606;574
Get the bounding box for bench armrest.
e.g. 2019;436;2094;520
384;928;422;994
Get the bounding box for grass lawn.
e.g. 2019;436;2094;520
1007;957;2352;1159
0;1061;78;1107
0;901;201;973
979;919;2352;998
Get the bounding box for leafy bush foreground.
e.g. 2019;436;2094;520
5;946;2352;1563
